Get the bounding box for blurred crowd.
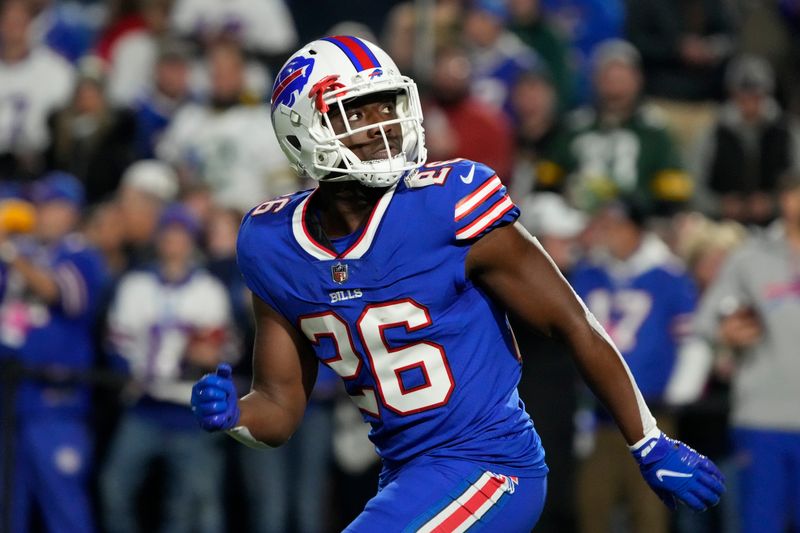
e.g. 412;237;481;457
1;0;799;532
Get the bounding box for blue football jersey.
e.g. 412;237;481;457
569;235;698;401
0;234;108;417
237;159;546;475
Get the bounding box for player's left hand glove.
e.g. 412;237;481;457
631;430;725;512
191;363;240;431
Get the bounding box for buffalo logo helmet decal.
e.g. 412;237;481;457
271;55;315;108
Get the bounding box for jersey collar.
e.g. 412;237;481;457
291;184;397;261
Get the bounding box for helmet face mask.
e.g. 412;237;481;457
271;36;427;187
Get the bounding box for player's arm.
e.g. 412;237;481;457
466;222;725;511
466;222;651;444
191;294;318;448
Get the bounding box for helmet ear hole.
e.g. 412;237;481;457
287;135;301;150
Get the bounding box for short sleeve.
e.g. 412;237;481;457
452;162;520;242
236;211;284;314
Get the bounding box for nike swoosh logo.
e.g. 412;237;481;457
460;164;475;184
656;469;693;482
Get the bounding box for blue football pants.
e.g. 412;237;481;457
345;457;547;532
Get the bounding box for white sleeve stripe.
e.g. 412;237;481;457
454;175;502;221
455;195;514;240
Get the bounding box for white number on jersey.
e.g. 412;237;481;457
299;299;454;417
586;288;652;352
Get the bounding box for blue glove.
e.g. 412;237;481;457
631;430;725;512
191;363;240;431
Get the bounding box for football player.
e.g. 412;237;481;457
192;36;725;531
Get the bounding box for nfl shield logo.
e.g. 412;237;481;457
331;262;348;284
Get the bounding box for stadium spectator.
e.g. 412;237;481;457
507;0;575;110
235;364;339;533
692;54;800;225
105;0;173;107
735;0;800;115
423;44;514;182
45;56;137;205
539;39;692;215
0;172;108;533
518;191;587;272
509;66;566;198
100;203;233;533
539;0;624;105
382;0;463;78
672;213;748;533
83;200;128;278
170;0;298;61
157;40;296;212
94;0;147;65
462;0;544;118
571;198;712;533
28;0;104;64
626;0;735;155
0;0;75;180
695;171;800;533
204;206;250;335
131;39;193;159
116;159;178;269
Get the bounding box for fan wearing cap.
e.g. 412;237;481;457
115;159;179;269
101;202;234;533
570;197;713;533
0;171;108;533
539;39;691;215
694;54;800;226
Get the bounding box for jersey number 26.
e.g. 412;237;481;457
299;299;455;417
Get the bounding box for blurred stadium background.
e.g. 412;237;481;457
1;0;800;531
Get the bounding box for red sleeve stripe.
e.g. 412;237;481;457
455;195;514;240
454;175;502;222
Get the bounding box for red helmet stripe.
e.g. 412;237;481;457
322;35;381;72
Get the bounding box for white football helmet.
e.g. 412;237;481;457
270;35;426;187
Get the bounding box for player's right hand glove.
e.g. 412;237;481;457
631;430;725;512
191;363;240;431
